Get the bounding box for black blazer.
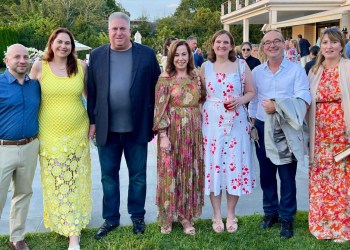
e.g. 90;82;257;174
87;42;161;145
244;56;261;71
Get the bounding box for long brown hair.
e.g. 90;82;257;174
42;28;78;77
311;27;346;73
166;39;195;77
162;37;177;56
208;30;236;63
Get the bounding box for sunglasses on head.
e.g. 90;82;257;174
242;48;251;51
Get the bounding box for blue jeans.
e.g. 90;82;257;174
97;132;147;225
254;119;297;222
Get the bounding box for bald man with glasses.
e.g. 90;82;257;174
248;30;311;239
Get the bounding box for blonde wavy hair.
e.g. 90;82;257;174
311;28;346;73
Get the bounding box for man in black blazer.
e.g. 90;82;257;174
87;12;161;239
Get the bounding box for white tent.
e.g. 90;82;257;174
134;31;142;44
74;40;91;51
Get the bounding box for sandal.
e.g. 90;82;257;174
179;219;195;235
334;238;348;243
212;218;224;233
226;217;238;233
160;224;172;234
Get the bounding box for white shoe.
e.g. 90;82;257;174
68;245;80;250
334;238;348;243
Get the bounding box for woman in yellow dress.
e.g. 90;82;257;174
30;28;91;250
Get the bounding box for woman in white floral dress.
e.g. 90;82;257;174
201;30;256;233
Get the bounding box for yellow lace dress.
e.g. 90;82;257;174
39;60;91;237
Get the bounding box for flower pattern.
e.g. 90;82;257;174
153;75;205;227
309;67;350;240
39;61;91;237
286;47;300;63
202;60;255;196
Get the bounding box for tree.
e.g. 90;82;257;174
174;0;223;15
0;0;132;59
0;27;19;66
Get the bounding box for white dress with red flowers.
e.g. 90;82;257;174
202;60;255;196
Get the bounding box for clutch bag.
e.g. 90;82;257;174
334;144;350;162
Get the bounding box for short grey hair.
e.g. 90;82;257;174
187;36;197;42
108;12;130;28
263;29;285;42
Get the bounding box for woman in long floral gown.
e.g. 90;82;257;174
308;27;350;243
153;40;205;235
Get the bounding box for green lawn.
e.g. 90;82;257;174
0;212;348;250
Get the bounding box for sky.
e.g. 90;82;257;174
117;0;181;21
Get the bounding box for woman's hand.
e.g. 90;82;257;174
224;96;243;111
160;135;171;152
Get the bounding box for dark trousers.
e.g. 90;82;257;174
97;132;147;225
254;119;297;222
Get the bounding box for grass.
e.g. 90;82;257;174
0;212;349;250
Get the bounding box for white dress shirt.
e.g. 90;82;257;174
248;58;311;121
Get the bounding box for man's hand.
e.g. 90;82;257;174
262;99;276;114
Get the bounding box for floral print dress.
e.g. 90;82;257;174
153;75;204;227
286;47;300;63
309;67;350;240
202;60;255;196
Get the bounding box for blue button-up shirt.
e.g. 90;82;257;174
0;70;41;140
248;59;311;122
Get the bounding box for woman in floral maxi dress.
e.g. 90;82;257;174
153;40;205;235
308;28;350;243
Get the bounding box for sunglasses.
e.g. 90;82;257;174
242;48;251;51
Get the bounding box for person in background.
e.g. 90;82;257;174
304;45;319;75
298;34;311;67
201;30;256;234
187;36;197;53
87;12;161;239
286;39;300;63
249;30;311;239
283;40;290;57
241;42;261;71
30;28;90;250
308;27;350;243
161;37;177;71
0;44;40;250
345;38;350;59
251;44;259;58
194;47;204;68
257;42;267;63
234;45;242;58
153;39;205;235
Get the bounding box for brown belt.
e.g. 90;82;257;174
0;135;38;146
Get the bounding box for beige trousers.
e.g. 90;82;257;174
0;139;39;242
300;55;310;68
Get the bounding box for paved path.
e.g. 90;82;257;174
0;140;309;235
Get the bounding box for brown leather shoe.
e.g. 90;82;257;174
8;240;29;250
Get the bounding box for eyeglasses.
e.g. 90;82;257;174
263;39;282;47
242;48;251;51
